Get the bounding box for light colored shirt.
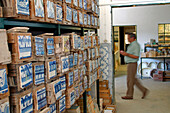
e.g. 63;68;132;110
125;40;140;63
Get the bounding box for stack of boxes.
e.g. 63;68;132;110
0;27;101;113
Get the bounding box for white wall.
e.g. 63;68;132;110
99;5;112;43
113;5;170;50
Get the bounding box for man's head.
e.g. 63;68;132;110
128;33;136;43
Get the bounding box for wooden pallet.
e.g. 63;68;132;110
32;62;45;86
7;32;33;64
33;84;48;113
10;88;33;113
0;97;10;112
54;36;63;55
0;64;10;99
44;0;55;23
8;63;33;93
2;0;30;19
45;58;58;83
30;0;45;22
46;79;62;104
65;87;75;108
32;36;45;61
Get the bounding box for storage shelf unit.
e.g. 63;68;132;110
0;17;100;113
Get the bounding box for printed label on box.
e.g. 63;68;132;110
84;0;87;10
75;86;79;98
18;35;32;59
70;90;75;106
74;69;78;81
0;101;10;113
63;36;70;53
20;92;33;113
35;37;45;56
84;36;88;48
61;56;69;73
79;54;83;65
79;12;83;25
56;4;62;21
47;38;55;55
66;0;71;4
60;76;66;91
79;0;83;8
16;0;29;15
59;95;66;112
68;72;74;87
47;0;55;18
54;80;62;100
74;53;78;66
34;64;45;85
66;6;72;22
34;0;44;17
73;0;78;6
0;69;8;94
84;14;87;25
69;55;74;69
73;9;78;24
19;63;33;89
48;60;57;79
49;103;56;113
36;87;47;110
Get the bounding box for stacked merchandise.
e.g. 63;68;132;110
1;0;100;29
0;27;101;113
99;80;112;108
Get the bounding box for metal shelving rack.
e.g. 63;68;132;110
0;17;100;113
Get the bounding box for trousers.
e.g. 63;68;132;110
126;62;146;97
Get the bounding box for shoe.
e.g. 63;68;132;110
121;96;133;100
142;89;149;99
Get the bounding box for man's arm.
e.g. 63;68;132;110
120;50;139;59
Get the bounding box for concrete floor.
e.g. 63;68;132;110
115;65;170;113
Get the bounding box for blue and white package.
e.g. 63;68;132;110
49;103;56;113
60;76;66;91
54;80;62;100
74;53;78;66
35;36;45;56
47;0;55;18
68;72;74;87
34;64;45;85
48;60;57;79
61;56;69;73
0;68;8;94
19;63;33;89
20;92;33;113
47;38;55;55
70;90;75;106
36;87;47;110
16;0;29;15
73;9;78;24
69;55;74;69
66;6;72;22
18;35;32;59
59;95;66;113
56;4;63;21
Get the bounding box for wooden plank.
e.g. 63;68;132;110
8;63;33;93
0;64;10;99
0;29;11;65
7;32;33;64
0;7;3;17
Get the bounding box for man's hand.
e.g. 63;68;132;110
120;50;128;56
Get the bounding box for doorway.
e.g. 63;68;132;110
113;25;136;73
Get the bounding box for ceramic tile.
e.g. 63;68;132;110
34;0;44;17
16;0;30;15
